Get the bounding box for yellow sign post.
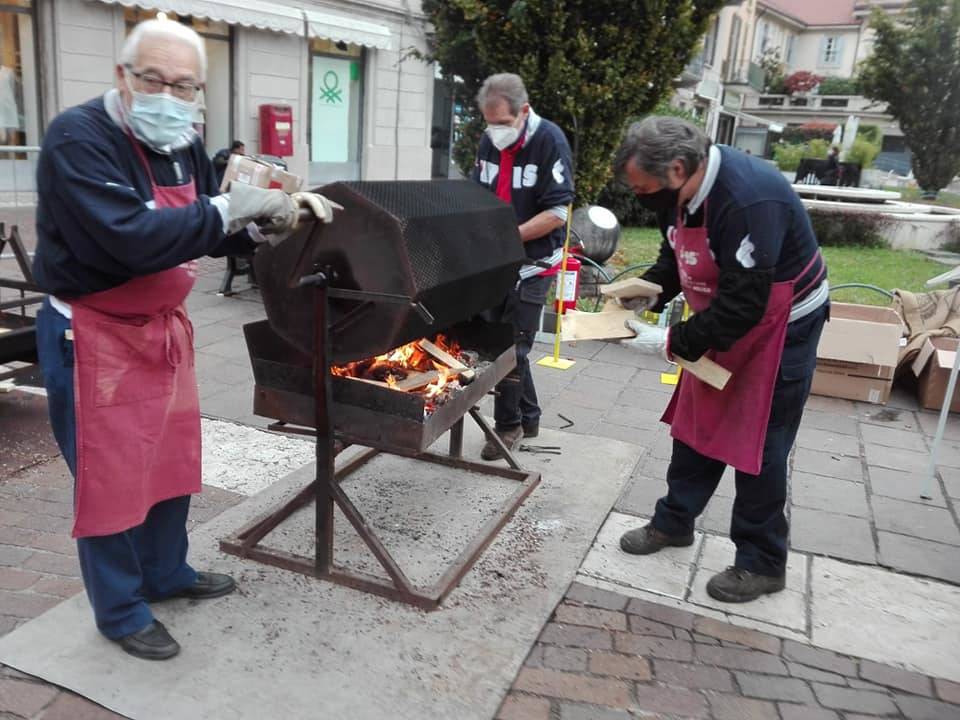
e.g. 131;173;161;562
537;204;576;370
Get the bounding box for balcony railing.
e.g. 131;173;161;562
742;94;887;114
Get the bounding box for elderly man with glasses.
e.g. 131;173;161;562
31;18;337;661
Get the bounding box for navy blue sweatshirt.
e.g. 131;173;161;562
472;110;575;262
33;95;255;297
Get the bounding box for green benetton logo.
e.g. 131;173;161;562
320;71;343;104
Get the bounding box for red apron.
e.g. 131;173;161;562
662;202;824;474
70;136;201;538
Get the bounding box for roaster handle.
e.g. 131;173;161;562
309;285;436;326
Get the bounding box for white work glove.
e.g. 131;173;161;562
223;183;297;235
291;191;341;225
617;294;659;313
621;319;671;360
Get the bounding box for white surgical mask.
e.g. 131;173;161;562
124;76;197;150
486;123;521;151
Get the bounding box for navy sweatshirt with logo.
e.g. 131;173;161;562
471;112;575;263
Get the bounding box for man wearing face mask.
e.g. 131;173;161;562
613;116;829;603
31;19;337;661
471;73;575;461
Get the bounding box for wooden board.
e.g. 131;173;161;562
675;356;732;391
418;339;476;382
599;278;663;300
394;370;440;392
560;309;635;342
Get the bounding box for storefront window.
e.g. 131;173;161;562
123;8;232;154
0;0;39;150
309;38;363;182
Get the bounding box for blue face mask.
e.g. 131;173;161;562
125;84;197;149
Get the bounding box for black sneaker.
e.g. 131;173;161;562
116;621;180;661
174;572;237;600
706;566;786;603
619;523;694;555
480;426;524;461
522;421;539;439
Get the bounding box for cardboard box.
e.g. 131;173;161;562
811;303;904;404
911;336;960;413
219;154;302;194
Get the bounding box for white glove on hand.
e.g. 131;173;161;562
617;294;659;313
224;183;297;235
292;191;342;225
621;319;670;360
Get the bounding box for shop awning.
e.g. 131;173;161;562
96;0;306;36
305;9;392;50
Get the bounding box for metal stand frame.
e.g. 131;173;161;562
220;277;540;609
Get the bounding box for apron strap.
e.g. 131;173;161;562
792;249;826;300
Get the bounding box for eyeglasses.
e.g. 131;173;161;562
125;65;200;101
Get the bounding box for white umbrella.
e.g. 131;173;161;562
831;124;843;147
842;115;859;155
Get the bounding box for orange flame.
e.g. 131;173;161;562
331;335;464;402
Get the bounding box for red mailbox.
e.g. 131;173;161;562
259;104;294;157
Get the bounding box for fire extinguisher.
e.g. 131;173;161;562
555;250;581;315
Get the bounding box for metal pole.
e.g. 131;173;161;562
922;344;960;499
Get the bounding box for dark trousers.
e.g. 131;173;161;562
35;299;197;639
652;304;828;577
494;277;547;432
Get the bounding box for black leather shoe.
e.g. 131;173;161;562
116;621;180;661
706;566;786;603
620;523;695;555
522;421;539;439
175;571;236;600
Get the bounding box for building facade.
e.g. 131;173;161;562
1;0;438;186
674;0;910;171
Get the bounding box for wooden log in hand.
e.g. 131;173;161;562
674;355;732;391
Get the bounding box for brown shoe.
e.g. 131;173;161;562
619;523;694;555
481;426;524;461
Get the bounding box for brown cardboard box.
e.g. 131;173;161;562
219;154;302;194
811;303;904;404
911;336;960;413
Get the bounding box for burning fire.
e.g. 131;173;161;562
331;334;465;400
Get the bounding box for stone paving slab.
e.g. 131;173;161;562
577;510;960;683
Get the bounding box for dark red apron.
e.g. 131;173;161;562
69;136;201;537
662;202;824;474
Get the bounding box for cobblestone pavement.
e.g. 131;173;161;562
497;583;960;720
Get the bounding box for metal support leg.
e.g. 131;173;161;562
314;281;335;573
449;418;464;458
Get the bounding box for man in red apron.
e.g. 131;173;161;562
612;117;829;603
32;19;336;660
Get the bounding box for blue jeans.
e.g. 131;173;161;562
653;304;828;577
35;299;197;639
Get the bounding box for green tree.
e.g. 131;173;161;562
859;0;960;195
422;0;724;204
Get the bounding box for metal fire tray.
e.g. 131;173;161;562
244;318;516;455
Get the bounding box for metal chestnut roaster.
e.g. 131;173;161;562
220;180;542;608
